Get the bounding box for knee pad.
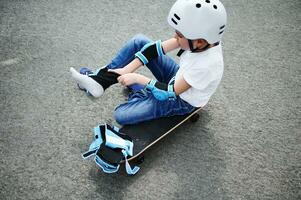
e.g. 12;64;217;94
135;40;165;65
82;123;140;175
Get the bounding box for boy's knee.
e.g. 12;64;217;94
114;107;128;125
132;34;151;47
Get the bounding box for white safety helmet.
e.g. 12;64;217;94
168;0;227;44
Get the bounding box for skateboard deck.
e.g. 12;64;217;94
120;107;202;163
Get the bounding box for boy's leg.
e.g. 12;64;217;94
70;34;151;97
106;34;179;83
114;90;195;125
97;33;179;83
146;54;179;84
70;34;179;96
106;34;151;70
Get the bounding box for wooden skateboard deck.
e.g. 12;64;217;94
120;107;202;163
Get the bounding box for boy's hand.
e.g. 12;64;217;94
117;73;150;87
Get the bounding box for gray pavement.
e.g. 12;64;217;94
0;0;300;199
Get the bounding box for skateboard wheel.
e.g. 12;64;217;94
190;113;200;123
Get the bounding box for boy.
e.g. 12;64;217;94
70;0;227;125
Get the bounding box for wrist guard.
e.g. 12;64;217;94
135;40;165;65
145;79;176;101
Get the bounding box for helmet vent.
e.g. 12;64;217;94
196;3;201;8
220;25;225;30
213;5;217;9
171;18;178;25
205;0;210;3
219;30;224;35
174;13;181;20
171;13;180;25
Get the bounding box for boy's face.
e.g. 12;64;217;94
175;30;209;50
175;30;190;50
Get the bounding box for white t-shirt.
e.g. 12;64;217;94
175;44;224;107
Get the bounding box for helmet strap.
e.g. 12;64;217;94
188;39;198;52
179;40;220;57
188;39;219;53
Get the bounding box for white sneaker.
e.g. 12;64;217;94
70;67;104;98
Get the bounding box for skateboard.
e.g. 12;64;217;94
82;107;202;175
119;107;202;165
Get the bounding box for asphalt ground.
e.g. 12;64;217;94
0;0;300;199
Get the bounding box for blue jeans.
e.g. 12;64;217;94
106;34;195;125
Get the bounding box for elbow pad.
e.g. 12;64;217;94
135;40;165;65
145;79;176;101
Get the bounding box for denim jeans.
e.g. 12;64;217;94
106;34;195;125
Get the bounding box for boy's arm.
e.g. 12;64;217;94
118;73;191;96
162;37;180;54
110;37;180;75
173;76;191;95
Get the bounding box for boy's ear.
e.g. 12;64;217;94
196;39;208;48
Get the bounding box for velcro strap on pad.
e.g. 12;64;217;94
82;149;97;159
